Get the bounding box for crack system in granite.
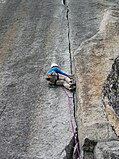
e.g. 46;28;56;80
63;0;77;126
64;0;79;150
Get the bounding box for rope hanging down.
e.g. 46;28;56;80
62;88;80;159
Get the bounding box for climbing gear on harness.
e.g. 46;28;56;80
47;71;59;85
46;77;50;81
51;63;58;68
48;71;57;76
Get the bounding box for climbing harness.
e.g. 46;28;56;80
47;72;59;85
62;88;80;159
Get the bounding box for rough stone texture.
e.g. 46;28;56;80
1;0;119;159
0;1;75;159
73;2;119;159
103;56;119;136
94;141;119;159
68;0;101;54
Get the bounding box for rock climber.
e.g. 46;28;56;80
46;63;76;91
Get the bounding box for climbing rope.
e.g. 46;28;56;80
62;88;80;159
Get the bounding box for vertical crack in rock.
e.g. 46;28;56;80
63;0;72;73
64;0;77;123
66;2;78;129
62;0;80;158
66;5;72;74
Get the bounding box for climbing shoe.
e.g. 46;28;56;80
69;86;76;92
70;83;76;86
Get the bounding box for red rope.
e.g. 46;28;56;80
62;88;80;159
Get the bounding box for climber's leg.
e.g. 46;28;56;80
56;80;71;90
58;74;73;84
56;80;76;91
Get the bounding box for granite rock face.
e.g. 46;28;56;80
0;1;75;159
94;141;119;159
74;3;119;159
1;0;119;159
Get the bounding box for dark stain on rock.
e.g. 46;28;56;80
7;83;16;88
83;138;97;159
103;56;119;118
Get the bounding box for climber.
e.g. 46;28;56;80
46;63;76;91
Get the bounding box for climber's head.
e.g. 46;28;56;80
51;63;59;68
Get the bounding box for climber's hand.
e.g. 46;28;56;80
68;74;74;79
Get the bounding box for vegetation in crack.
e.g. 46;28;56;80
103;56;119;118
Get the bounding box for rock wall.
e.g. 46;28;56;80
73;3;119;159
0;0;75;158
1;0;119;159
